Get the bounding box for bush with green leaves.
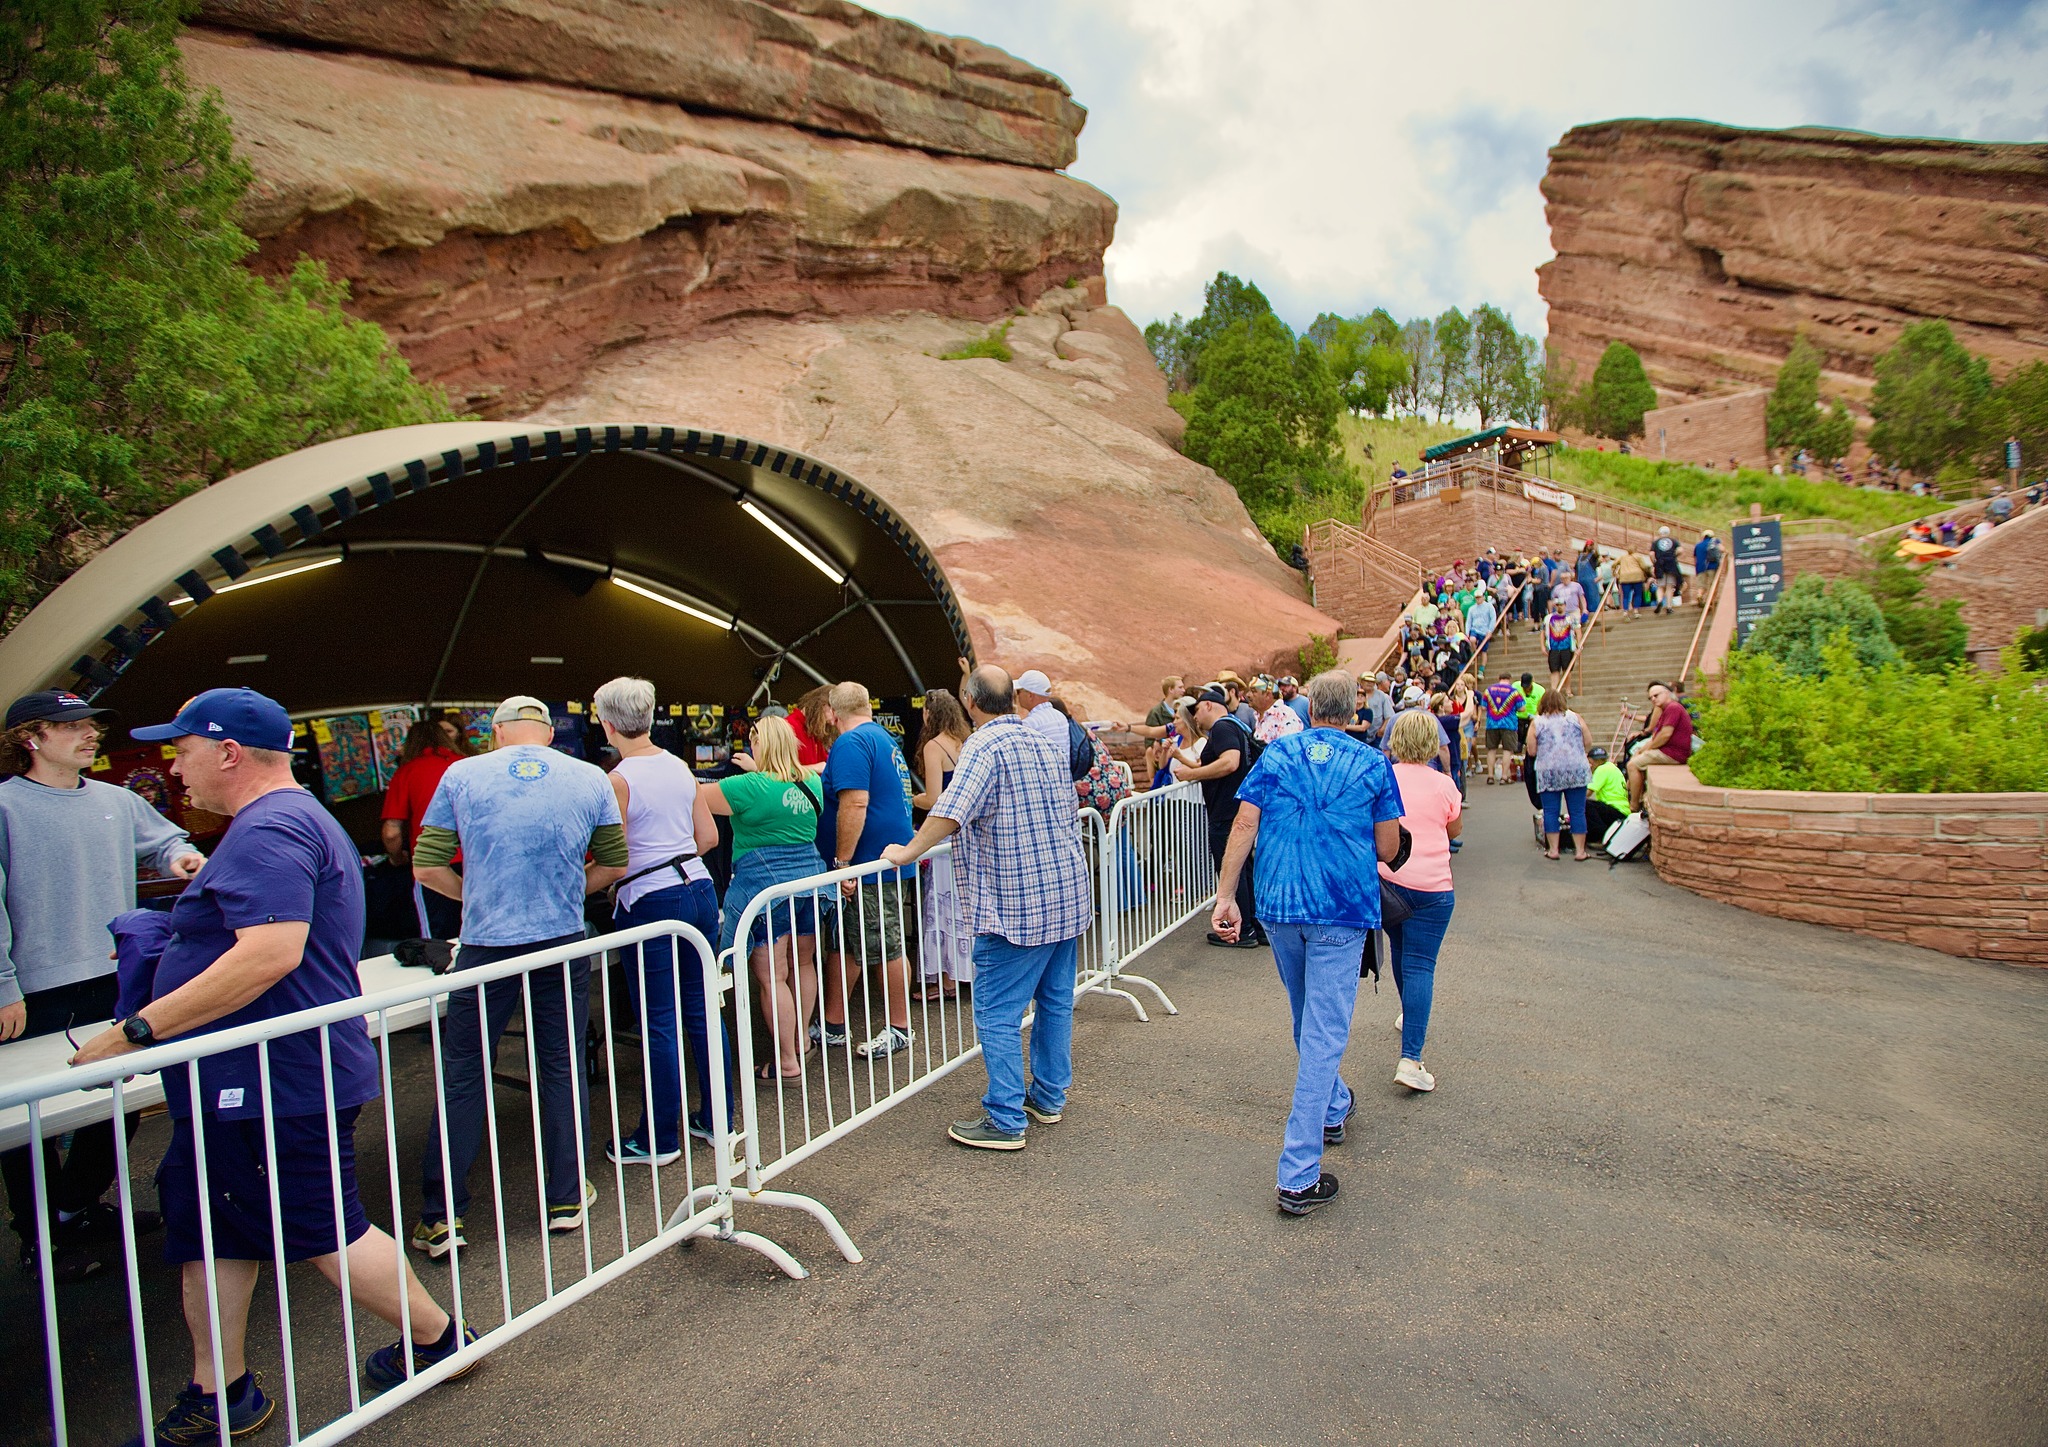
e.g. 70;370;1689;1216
1868;319;1991;476
1741;575;1901;676
1;0;456;626
1866;550;1967;673
1692;636;2048;793
940;319;1012;362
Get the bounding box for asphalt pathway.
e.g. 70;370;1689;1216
16;783;2045;1446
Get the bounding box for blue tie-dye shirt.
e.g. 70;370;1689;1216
1235;727;1406;929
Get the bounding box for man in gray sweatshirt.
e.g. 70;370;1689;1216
0;689;202;1280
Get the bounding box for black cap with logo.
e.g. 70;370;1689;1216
6;690;114;730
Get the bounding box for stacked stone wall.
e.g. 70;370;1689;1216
1643;391;1769;471
1645;766;2048;966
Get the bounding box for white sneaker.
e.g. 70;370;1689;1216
854;1025;914;1060
1394;1058;1435;1092
1394;1010;1403;1031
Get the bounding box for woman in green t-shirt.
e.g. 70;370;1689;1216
708;717;825;1078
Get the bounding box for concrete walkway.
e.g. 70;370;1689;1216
346;782;2048;1447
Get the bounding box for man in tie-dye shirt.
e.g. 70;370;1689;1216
1213;670;1405;1217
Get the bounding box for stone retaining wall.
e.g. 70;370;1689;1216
1644;765;2048;966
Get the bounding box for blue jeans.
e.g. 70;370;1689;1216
1385;885;1454;1062
1541;786;1588;837
614;879;727;1152
1620;581;1644;612
419;933;591;1223
969;934;1077;1135
1268;922;1366;1192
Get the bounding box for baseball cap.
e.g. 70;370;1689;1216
491;694;552;727
1249;674;1278;693
1589;746;1609;761
1193;685;1229;707
6;690;113;730
1277;675;1299;687
131;687;293;751
1400;685;1426;707
1014;669;1053;695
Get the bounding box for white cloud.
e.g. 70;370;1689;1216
881;0;2048;338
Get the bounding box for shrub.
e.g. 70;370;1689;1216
1867;551;1968;672
1740;576;1901;676
1298;633;1339;680
1581;342;1658;440
940;320;1012;362
1692;637;2048;793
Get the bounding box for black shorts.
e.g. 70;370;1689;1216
1548;646;1575;669
158;1107;370;1264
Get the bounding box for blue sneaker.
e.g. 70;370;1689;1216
606;1137;682;1166
123;1375;275;1445
364;1320;480;1391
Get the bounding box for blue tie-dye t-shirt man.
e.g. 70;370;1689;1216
1234;729;1406;930
420;744;620;946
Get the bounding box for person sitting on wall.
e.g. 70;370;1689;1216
1626;682;1695;812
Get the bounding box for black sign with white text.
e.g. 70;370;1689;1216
1731;520;1784;647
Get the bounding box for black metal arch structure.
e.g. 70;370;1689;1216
0;423;971;725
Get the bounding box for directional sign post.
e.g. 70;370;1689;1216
1731;519;1784;648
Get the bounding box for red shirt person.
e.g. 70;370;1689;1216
1625;682;1693;811
379;717;469;937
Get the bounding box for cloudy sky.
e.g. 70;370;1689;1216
886;0;2048;340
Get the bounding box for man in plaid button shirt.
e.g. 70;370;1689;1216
884;666;1092;1150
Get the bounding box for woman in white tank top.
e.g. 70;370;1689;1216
594;678;727;1166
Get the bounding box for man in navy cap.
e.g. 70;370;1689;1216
70;688;471;1442
0;688;201;1281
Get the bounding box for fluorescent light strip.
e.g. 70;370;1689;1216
609;575;733;630
740;500;845;585
169;554;341;606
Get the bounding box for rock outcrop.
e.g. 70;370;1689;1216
520;288;1332;719
178;3;1331;715
1539;120;2048;405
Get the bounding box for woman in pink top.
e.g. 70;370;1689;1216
1380;712;1462;1094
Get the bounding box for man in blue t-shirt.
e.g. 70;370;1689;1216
70;689;470;1440
1213;671;1405;1217
816;682;918;1060
410;695;627;1252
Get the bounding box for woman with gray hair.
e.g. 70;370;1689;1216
595;676;726;1164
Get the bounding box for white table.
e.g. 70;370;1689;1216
0;953;440;1152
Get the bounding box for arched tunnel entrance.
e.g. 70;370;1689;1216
0;422;969;853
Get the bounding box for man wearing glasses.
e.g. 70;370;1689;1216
0;690;203;1281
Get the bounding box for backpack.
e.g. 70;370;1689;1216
1066;716;1095;782
1074;732;1131;813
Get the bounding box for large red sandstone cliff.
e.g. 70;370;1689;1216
179;1;1333;714
1539;120;2048;406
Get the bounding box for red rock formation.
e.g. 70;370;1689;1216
1539;120;2048;406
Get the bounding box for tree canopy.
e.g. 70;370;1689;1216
0;0;456;626
1180;310;1347;520
1867;320;1992;476
1580;342;1659;440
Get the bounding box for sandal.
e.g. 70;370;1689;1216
757;1062;804;1082
1544;851;1560;861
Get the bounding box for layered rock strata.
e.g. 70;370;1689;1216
184;28;1112;414
1539;120;2048;405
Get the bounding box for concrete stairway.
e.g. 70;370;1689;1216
1474;601;1704;748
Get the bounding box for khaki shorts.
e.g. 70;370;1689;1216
1629;747;1680;772
825;877;907;963
1485;727;1518;750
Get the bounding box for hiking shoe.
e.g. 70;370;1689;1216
1277;1173;1340;1216
686;1116;727;1146
853;1025;913;1060
546;1180;597;1233
947;1116;1026;1151
606;1138;682;1167
1324;1099;1356;1146
810;1019;849;1048
1023;1096;1063;1125
364;1319;480;1391
409;1218;467;1259
121;1374;275;1446
1395;1058;1436;1093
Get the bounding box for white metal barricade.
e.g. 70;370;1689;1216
1084;780;1214;1019
3;922;849;1447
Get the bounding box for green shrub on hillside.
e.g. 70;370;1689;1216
1741;576;1901;676
1692;637;2048;793
1547;450;1934;533
1581;343;1658;440
940;320;1013;362
1867;550;1968;673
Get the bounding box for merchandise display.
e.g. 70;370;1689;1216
369;705;420;787
311;711;381;802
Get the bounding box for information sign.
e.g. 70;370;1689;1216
1731;519;1784;648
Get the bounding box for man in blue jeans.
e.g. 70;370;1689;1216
410;696;627;1255
883;666;1093;1150
1213;670;1404;1215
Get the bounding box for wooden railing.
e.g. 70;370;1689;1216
1373;457;1702;555
1556;584;1614;698
1679;562;1728;686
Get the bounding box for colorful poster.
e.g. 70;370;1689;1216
457;707;495;755
314;713;381;803
370;706;419;788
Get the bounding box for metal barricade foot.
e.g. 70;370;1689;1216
1075;977;1150;1022
745;1189;864;1264
1117;972;1179;1016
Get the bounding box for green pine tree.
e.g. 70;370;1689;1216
0;0;457;625
1581;342;1658;440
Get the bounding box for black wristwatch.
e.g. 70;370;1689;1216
120;1014;155;1046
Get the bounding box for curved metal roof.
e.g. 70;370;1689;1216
0;423;970;723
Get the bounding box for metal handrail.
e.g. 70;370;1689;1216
1678;561;1727;685
1556;584;1612;697
1374;456;1699;541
